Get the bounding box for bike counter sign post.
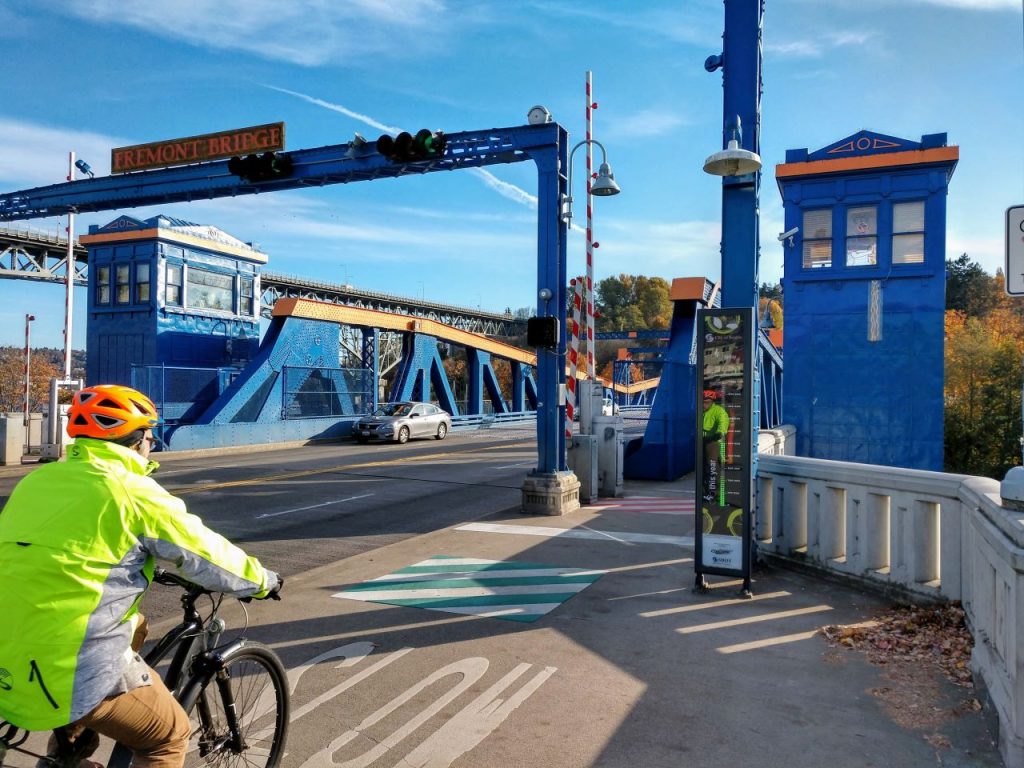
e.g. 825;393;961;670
695;307;754;596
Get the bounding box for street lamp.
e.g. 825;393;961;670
559;139;621;225
703;116;762;177
23;314;35;431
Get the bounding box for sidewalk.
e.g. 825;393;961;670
238;472;1003;768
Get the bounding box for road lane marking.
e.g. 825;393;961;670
640;591;791;618
457;522;694;547
675;604;833;634
586;496;695;515
716;630;821;654
169;443;531;495
255;493;375;519
335;555;604;622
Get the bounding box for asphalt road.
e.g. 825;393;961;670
0;431;538;622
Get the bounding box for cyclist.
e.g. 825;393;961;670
701;389;730;504
0;385;282;768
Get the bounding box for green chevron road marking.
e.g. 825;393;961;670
333;555;605;623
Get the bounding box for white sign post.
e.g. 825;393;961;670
1006;205;1024;296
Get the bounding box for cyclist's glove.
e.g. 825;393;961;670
260;576;284;601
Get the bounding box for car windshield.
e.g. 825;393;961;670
374;404;413;417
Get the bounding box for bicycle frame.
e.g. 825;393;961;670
2;577;264;768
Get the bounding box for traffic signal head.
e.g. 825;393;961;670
227;151;294;182
376;130;446;162
527;316;560;348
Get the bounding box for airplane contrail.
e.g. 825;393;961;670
264;84;544;211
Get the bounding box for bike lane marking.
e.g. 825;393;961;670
456;521;694;547
250;639;557;768
333;555;605;622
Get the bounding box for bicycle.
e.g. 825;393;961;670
0;568;289;768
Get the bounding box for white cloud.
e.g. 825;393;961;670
605;109;689;139
0;118;129;188
765;30;873;58
53;0;448;66
907;0;1018;8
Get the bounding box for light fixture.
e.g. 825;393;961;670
527;105;552;125
591;162;620;197
538;288;552;301
703;116;761;177
561;139;621;224
74;159;94;178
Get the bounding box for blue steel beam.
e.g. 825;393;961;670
594;329;669;341
0;124;559;221
0;120;569;480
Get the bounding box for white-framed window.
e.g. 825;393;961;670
802;208;832;269
892;201;925;264
240;276;254;316
95;265;111;304
166;263;183;306
135;263;151;303
846;206;877;267
187;267;234;311
115;264;131;304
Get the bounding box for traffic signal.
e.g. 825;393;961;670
227;152;294;182
527;316;560;348
376;129;446;162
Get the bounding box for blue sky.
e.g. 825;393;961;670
0;0;1021;347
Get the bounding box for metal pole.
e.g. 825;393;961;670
63;151;75;379
585;71;596;379
23;314;34;430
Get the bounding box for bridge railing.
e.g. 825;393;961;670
756;448;1024;765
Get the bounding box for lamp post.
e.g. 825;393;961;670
23;313;35;431
695;0;764;598
560;138;621;381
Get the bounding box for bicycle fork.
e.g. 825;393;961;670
185;637;250;759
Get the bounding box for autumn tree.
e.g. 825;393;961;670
594;274;672;332
0;348;61;413
945;307;1024;478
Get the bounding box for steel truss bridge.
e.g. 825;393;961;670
0;225;525;335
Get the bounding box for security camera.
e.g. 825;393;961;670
778;227;799;243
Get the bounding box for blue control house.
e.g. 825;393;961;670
776;131;958;470
82;214;263;387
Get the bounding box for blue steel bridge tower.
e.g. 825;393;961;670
82;214;262;387
776;131;958;471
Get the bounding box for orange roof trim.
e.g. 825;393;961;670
775;145;959;179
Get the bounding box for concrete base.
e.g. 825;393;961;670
521;471;581;516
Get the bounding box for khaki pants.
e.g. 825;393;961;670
79;670;191;768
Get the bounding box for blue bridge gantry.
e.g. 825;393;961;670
0;122;572;481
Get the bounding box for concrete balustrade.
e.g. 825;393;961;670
755;449;1024;766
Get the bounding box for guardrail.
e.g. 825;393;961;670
451;411;535;430
755;449;1024;766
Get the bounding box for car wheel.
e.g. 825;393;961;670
397;426;410;444
435;422;448;440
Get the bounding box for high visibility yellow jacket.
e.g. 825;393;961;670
702;403;730;442
0;438;276;730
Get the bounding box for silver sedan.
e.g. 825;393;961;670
353;401;452;444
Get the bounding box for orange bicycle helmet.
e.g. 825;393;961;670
702;389;718;401
68;385;160;440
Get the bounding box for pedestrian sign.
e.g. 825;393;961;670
1006;205;1024;296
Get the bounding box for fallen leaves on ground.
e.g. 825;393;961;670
820;602;987;741
820;601;975;688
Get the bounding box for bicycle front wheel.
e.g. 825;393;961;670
179;643;289;768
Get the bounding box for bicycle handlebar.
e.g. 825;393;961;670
152;568;282;601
